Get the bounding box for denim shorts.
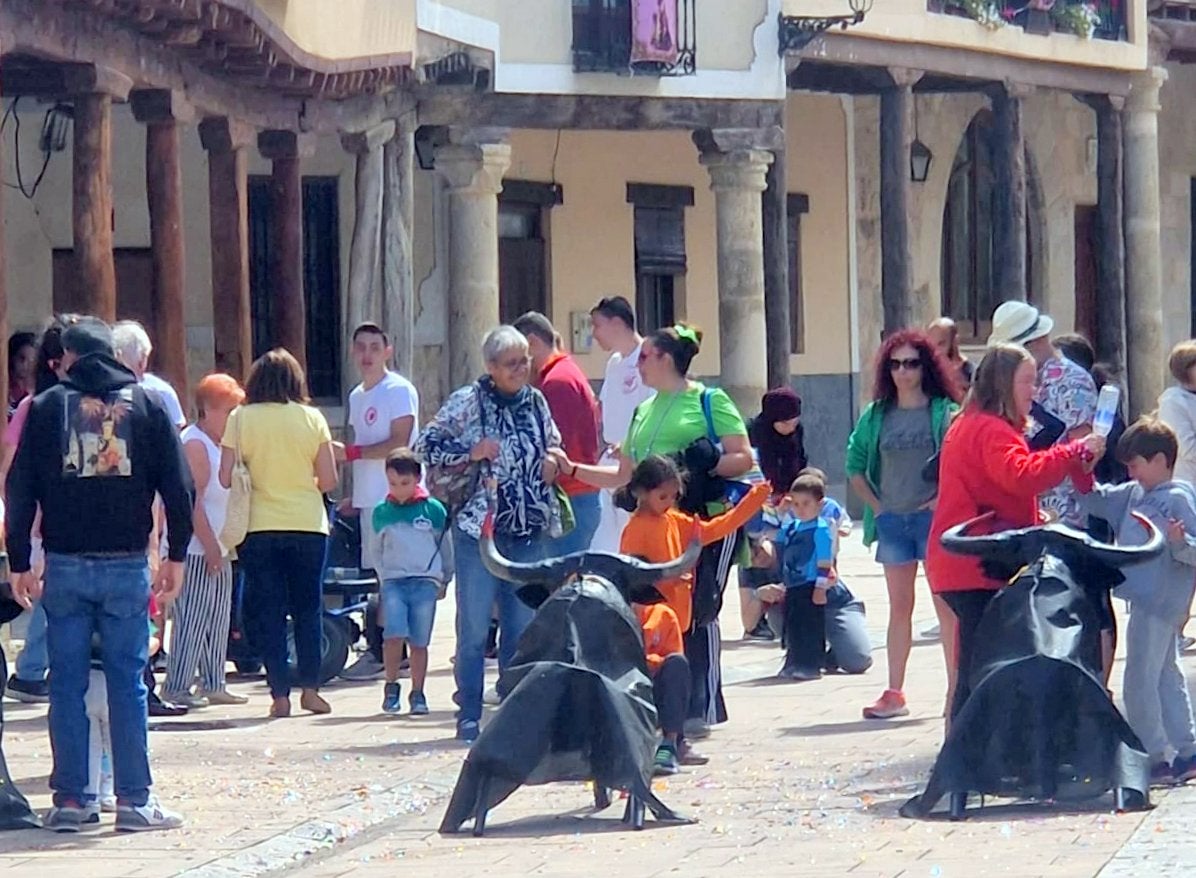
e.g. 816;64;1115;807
874;509;933;566
380;577;441;648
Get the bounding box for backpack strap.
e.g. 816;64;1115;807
700;387;718;446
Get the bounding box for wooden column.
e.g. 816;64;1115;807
992;85;1028;302
1078;94;1127;372
879;73;916;333
73;92;118;321
340;121;394;385
258;130;313;370
382;116;416;378
200;117;254;380
762;145;791;390
132;90;192;394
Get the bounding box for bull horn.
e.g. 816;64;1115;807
1075;511;1165;567
624;537;702;581
939;512;1013;557
478;512;583;584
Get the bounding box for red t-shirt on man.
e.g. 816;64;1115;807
537;350;600;496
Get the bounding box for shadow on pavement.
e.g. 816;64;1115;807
780;716;935;737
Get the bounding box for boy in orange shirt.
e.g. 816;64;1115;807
635;600;691;776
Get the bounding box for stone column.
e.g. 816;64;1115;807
1123;67;1167;418
382;115;417;378
992;85;1029;302
131;90;192;394
762;145;791;390
435;129;511;388
199;117;254;380
340;121;395;385
258;130;314;370
879;73;916;333
695;130;775;415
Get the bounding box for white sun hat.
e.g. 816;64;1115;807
986;301;1054;347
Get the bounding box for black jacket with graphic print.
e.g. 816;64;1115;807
5;354;194;573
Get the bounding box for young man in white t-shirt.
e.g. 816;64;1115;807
337;322;419;680
589;296;654;552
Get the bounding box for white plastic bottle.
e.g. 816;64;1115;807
1093;384;1120;438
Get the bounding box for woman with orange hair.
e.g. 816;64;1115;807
162;373;248;707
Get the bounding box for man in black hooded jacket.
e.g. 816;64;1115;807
5;317;193;833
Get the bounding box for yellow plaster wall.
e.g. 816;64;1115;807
254;0;417;60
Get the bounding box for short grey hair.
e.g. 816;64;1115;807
482;325;529;365
112;320;153;367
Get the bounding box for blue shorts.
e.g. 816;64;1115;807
874;509;933;566
380;577;441;648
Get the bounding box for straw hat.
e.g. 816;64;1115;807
986;301;1054;347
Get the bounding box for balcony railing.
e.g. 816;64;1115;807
927;0;1127;41
572;0;697;75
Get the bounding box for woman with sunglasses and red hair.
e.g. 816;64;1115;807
846;329;962;720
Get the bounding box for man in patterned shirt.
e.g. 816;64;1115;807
988;301;1097;527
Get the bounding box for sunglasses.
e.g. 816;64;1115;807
637;349;661;364
888;357;922;372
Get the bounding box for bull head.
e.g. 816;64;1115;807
479;514;702;609
941;512;1164;584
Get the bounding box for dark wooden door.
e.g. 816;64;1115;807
1074;206;1098;345
499;238;548;323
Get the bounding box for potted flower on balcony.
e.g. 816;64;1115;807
1024;0;1055;35
1051;0;1101;37
960;0;1005;29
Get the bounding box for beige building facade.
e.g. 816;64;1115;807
3;0;1193;490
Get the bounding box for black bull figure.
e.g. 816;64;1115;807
439;525;702;836
902;513;1164;820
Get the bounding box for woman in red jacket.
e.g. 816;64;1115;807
928;343;1105;721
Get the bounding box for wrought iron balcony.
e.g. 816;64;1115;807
926;0;1127;41
572;0;696;75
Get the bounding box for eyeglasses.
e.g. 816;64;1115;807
637;349;660;365
888;357;922;372
498;355;531;371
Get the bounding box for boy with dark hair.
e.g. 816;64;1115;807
1078;417;1196;784
760;475;835;681
366;449;452;716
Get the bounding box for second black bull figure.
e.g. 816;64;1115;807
903;513;1164;819
439;518;702;836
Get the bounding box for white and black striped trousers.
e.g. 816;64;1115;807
164;555;234;697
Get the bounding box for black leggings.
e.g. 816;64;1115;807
652;654;691;736
942;589;997;719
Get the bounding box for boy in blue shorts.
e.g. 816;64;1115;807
367;450;453;716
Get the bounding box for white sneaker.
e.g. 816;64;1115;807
115;796;185;832
919;623;941;639
338;654;385;681
482;686;501;706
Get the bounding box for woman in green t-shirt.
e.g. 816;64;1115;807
553;324;752;738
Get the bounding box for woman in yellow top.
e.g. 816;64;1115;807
219;349;339;718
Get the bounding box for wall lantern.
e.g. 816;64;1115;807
777;0;875;53
909;96;932;183
910;140;933;183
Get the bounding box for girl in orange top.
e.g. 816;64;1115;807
620;455;770;633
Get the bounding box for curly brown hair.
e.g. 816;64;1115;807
870;329;962;404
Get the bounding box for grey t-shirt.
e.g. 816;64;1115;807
878;405;936;514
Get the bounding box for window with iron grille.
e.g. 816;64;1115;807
572;0;696;75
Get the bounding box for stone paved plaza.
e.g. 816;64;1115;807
0;535;1192;878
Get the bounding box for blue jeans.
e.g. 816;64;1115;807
238;532;326;698
15;602;48;681
547;491;602;557
380;578;440;648
41;553;152;807
452;528;547;724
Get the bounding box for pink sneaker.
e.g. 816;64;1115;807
863;689;909;719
